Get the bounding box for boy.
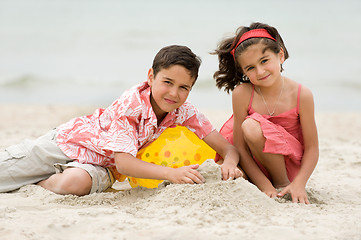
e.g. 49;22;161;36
0;45;241;196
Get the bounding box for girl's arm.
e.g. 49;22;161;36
232;84;278;197
202;130;242;180
114;152;205;184
278;86;319;203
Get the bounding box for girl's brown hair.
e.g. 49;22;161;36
212;22;289;93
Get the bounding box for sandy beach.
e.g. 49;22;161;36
0;104;360;240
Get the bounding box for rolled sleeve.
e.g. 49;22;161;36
182;111;215;140
102;116;139;157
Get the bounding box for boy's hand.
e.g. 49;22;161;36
221;162;243;180
167;164;205;184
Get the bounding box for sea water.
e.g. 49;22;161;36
0;0;360;112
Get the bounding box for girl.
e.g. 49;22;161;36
213;22;319;204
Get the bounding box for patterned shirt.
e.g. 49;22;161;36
56;81;214;167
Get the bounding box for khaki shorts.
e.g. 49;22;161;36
0;129;113;194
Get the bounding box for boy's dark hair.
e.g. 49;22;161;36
212;22;289;93
152;45;202;81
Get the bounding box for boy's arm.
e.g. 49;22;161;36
114;152;205;184
203;130;242;180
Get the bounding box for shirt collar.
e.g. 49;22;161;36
139;84;156;124
139;81;178;126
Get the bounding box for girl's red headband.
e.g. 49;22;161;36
230;29;276;57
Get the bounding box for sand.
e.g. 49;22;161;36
0;104;360;240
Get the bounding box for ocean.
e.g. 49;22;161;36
0;0;360;112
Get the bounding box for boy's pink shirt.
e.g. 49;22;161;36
56;81;214;167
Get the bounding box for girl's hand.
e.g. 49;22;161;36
221;162;243;180
262;186;278;198
277;182;310;204
167;164;205;184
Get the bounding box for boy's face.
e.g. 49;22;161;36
147;65;195;120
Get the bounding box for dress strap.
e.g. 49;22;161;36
248;84;255;112
296;84;302;114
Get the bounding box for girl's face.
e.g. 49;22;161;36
237;42;285;87
147;65;194;121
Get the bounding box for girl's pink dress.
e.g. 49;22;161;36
217;84;304;182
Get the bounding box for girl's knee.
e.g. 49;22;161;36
241;118;264;144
